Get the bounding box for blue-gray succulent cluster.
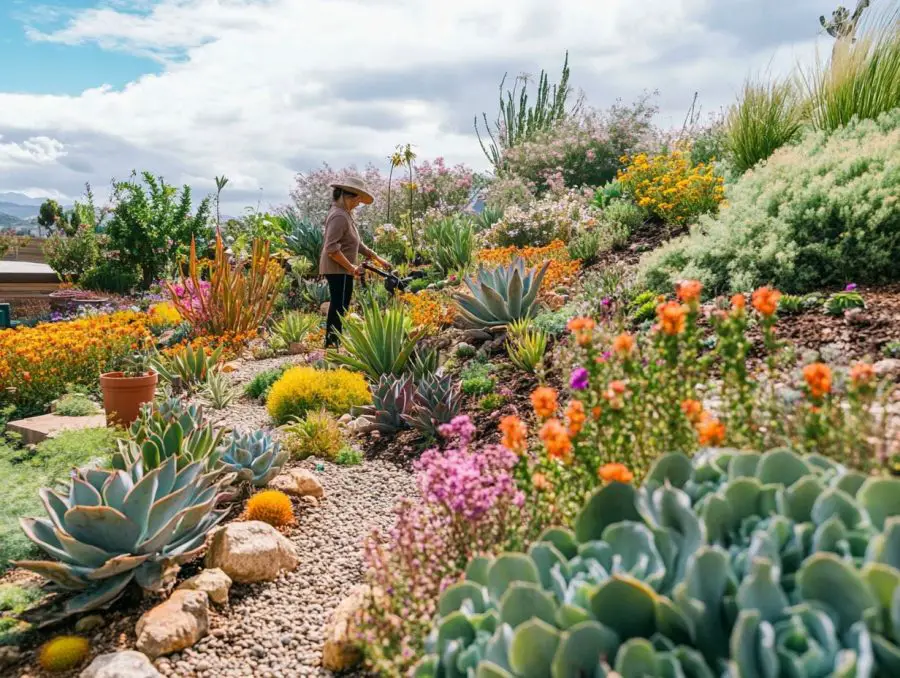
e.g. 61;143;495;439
414;448;900;677
218;429;288;487
452;257;550;329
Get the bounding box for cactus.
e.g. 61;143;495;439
15;455;230;626
414;447;900;677
38;635;90;671
219;429;289;487
452;257;550;329
246;490;295;527
352;374;416;433
402;373;462;438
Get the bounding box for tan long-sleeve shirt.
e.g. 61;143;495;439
318;205;375;275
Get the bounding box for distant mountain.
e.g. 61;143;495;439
0;201;40;220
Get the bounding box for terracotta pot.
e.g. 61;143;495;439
99;370;158;428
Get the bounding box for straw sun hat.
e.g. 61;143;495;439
329;176;374;205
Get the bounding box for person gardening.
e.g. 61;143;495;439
318;176;391;348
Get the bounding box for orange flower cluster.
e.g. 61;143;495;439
850;362;875;388
565;400;586;437
0;311;152;412
675;280;703;305
598;463;634;484
617;148;725;225
751;287;781;317
731;294;746;312
399;290;455;333
539;419;572;462
680;399;704;423
657;301;687;336
567;317;595;346
477;240;581;291
163;329;257;361
696;414;726;446
612;332;635;356
499;415;527;454
803;363;832;399
531;386;558;418
602;380;628;410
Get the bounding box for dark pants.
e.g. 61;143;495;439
325;274;354;348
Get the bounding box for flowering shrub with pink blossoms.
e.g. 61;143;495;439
413;157;478;215
356;415;532;675
483;189;601;248
168;279;211;326
501;94;660;194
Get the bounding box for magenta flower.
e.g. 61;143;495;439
845;283;858;292
570;367;590;390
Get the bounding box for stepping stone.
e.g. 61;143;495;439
7;412;107;445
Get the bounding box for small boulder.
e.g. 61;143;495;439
176;568;232;605
269;473;300;495
268;469;325;498
322;584;371;671
80;650;161;678
874;359;900;380
0;646;21;671
338;413;353;424
135;590;209;659
205;521;299;583
221;361;241;373
74;614;105;634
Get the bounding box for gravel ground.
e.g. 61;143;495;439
153;458;415;678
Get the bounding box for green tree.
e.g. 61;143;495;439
37;199;65;237
105;171;212;289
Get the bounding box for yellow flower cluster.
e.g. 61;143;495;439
399;290;456;333
267;366;371;424
148;301;182;330
162;329;257;361
617;147;724;225
477;240;581;291
0;311;152;412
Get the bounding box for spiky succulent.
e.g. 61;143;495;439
402;373;462;437
414;447;900;677
150;343;223;390
352;374;416;433
219;429;288;487
452;257;550;329
114;397;224;471
282;210;325;264
15;456;230;627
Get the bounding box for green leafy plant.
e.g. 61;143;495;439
592;179;625;209
460;361;496;396
628;290;659;324
52;392;100;417
727;75;805;173
566;230;605;266
244;365;290;400
281;409;346;460
474;205;504;232
200;368;238;410
825;290;865;316
0;583;42;645
351;374;416;434
506;319;548;373
478;393;508;412
271;311;320;347
402;373;463;438
452;257;550;329
218;429;288;486
328;298;421;381
883;341;900;358
297;277;330;310
14;455;229;626
281;208;324;264
423;215;476;274
335;446;363;466
151;344;223;390
778;293;813;315
414;447;900;677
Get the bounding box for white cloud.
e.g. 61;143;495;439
0;0;835;212
0;135;67;170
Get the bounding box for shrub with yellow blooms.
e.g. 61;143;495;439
38;635;90;672
245;489;295;527
617;146;724;225
267;366;371;424
0;311;152;415
147;301;182;331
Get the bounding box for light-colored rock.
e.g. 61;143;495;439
0;646;21;671
300;495;319;508
135;590;209;659
338;413;353;424
205;521;299;583
268;473;299;494
875;359;900;379
74;614;105;634
221;361;242;373
322;584;370;672
6;412;107;445
268;469;325;498
345;416;370;434
176;568;232;605
80;650;161;678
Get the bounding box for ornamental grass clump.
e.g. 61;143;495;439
414;447;900;677
356;415;534;676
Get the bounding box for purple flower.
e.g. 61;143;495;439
601;297;611;307
570;367;590;390
845;283;858;292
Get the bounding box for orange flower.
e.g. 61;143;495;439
850;362;876;388
803;363;832;399
567;316;595;346
531;473;552;492
731;294;746;312
539;419;572;462
696;414;726;446
499;415;527;454
565;400;586;437
591;405;602;419
751;287;781;317
680;399;703;423
612;333;635;356
609;380;627;395
598;463;634;484
531;387;558;419
657;301;687;336
675;280;703;305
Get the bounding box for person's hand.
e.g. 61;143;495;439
352;265;364;279
375;256;390;270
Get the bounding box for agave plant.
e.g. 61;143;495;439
402;373;462;437
271;310;320;347
219;429;289;487
281;209;324;264
351;374;416;433
14;455;230;626
414;447;900;677
115;397;224;471
150;343;223;390
200;367;238;410
452;257;550;329
327;297;420;381
297;276;330;309
409;346;441;382
424;215;475;274
506;319;548;374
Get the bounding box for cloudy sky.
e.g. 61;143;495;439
0;0;842;215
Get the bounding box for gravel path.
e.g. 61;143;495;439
153;458;415;678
